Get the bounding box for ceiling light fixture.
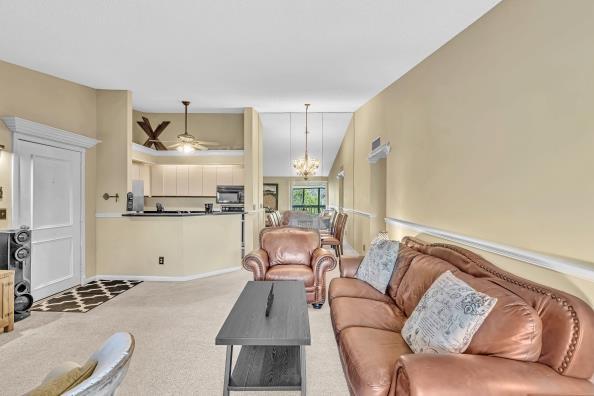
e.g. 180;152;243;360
155;100;219;153
293;104;320;180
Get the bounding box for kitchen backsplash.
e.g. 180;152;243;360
144;196;218;211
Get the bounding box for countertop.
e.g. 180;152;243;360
122;210;245;217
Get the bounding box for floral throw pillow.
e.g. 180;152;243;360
355;239;400;293
402;271;497;354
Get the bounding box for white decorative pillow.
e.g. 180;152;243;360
355;238;400;293
402;271;497;354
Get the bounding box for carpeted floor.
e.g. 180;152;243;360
0;263;350;395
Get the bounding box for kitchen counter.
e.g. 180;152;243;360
122;211;245;217
96;212;245;279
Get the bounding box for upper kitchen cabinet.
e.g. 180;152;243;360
232;166;244;185
188;166;203;196
131;161;151;196
176;165;189;196
202;166;217;196
150;165;164;196
216;166;233;186
150;164;243;196
162;165;177;196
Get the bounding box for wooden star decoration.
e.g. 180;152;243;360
137;117;170;150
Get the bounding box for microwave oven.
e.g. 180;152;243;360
216;185;244;204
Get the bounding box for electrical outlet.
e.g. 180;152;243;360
0;208;6;220
158;256;164;265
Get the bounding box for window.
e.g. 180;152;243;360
291;186;326;214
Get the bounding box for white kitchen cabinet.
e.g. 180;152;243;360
162;165;177;196
231;166;244;186
133;162;151;196
203;167;217;196
151;165;164;196
176;165;189;196
188;165;203;196
131;162;141;181
150;164;238;197
140;163;151;195
217;166;233;186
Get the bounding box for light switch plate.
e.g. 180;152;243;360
0;208;6;220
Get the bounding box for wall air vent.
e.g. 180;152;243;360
371;137;381;151
368;141;391;164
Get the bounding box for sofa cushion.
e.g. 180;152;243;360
395;254;543;361
329;278;393;304
402;271;498;354
339;327;411;396
395;254;459;316
386;245;424;301
331;297;406;334
265;265;314;286
456;271;543;362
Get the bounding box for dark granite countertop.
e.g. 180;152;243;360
122;210;245;217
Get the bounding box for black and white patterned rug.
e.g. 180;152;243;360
32;280;142;313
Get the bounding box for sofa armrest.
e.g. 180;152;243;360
395;353;594;396
311;248;337;283
242;249;269;281
340;256;364;278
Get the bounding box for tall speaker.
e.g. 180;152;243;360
0;226;32;321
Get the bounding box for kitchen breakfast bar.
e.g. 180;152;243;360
94;211;245;280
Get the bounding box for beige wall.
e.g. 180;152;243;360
243;108;264;251
329;0;594;300
263;176;328;212
132;110;243;149
0;60;98;277
96;90;133;214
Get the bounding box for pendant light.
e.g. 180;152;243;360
292;104;320;180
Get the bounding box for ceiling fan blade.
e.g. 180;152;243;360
149;139;178;143
168;142;182;148
195;140;219;146
192;143;208;151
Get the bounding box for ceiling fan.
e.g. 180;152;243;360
151;100;219;152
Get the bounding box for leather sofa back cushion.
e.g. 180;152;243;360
261;228;319;266
397;255;543;362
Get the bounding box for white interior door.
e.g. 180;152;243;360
17;140;82;300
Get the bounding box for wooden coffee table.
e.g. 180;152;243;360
216;281;311;395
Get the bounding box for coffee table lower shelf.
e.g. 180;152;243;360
224;345;306;394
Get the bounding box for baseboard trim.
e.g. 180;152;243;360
385;217;594;283
84;266;241;283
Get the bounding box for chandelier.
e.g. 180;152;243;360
293;104;320;180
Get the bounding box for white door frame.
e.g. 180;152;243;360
2;117;100;286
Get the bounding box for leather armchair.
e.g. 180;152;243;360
243;227;337;308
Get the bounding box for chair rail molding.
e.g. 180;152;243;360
368;142;390;163
2;117;100;149
385;217;594;282
132;142;243;157
343;208;375;218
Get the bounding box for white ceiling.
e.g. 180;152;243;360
262;112;351;177
0;0;500;113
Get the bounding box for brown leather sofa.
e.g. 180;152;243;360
329;236;594;395
243;226;337;308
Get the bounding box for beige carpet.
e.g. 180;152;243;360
0;266;350;395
